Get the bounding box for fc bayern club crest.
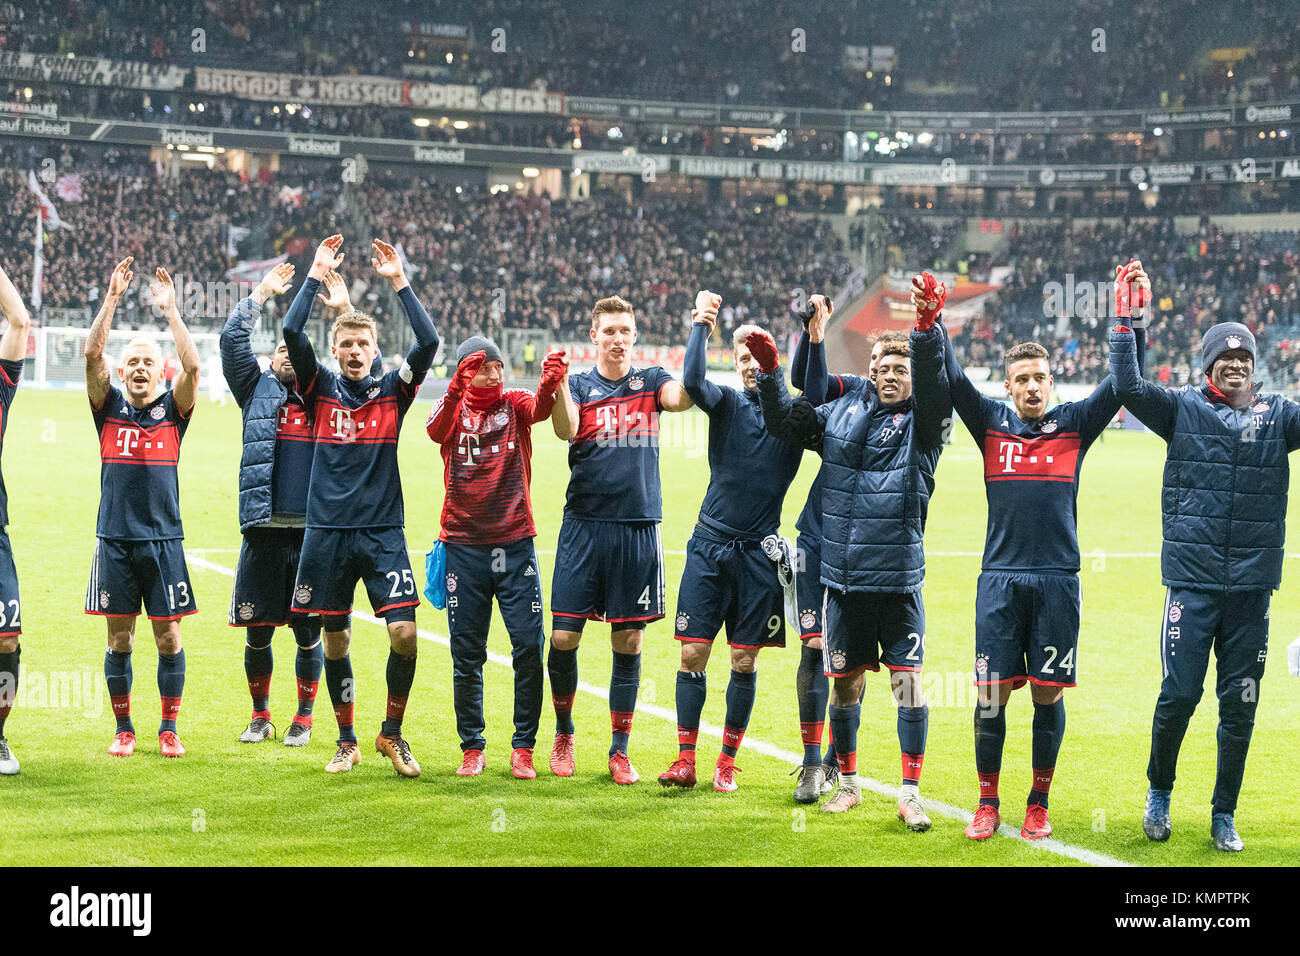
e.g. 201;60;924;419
99;589;110;610
800;610;816;630
629;376;644;390
676;613;690;632
1226;335;1242;349
975;653;989;675
150;405;165;420
367;387;380;399
1040;420;1058;433
238;602;255;621
830;650;847;671
492;411;509;428
892;413;904;426
1253;401;1269;413
295;585;312;605
1168;601;1182;623
446;573;457;593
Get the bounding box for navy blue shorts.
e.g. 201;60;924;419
291;527;418;622
823;588;925;677
229;526;306;627
0;531;20;638
1159;586;1269;701
551;517;665;633
974;571;1080;688
673;528;785;649
795;534;823;642
445;538;545;645
85;537;197;621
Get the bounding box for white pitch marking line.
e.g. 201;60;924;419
189;549;1131;867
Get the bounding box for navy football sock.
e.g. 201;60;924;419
380;649;417;738
291;619;323;720
796;643;828;763
157;649;185;734
324;654;356;743
608;651;640;757
0;645;18;737
828;703;860;776
1029;698;1066;808
244;625;274;714
675;670;707;755
898;704;929;786
974;704;1007;808
721;670;756;759
105;649;134;734
547;645;578;735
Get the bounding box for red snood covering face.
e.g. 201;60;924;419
465;384;503;409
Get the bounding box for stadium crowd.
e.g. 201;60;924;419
0;0;1295;111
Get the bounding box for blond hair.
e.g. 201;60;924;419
591;295;635;330
330;309;378;345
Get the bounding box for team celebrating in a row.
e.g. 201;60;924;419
0;236;1290;852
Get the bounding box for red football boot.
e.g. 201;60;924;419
1022;804;1053;840
657;756;697;789
965;804;1002;840
510;748;536;780
608;751;640;785
455;749;485;777
549;733;575;777
108;731;136;757
158;731;186;758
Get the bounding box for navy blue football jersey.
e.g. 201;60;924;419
564;365;674;522
0;358;22;529
92;386;191;540
271;392;314;519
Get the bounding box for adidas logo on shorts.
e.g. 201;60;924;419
524;565;536;576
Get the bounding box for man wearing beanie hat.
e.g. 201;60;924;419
1111;316;1300;852
427;335;568;780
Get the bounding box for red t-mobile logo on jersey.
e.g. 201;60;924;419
116;427;141;457
998;440;1023;473
329;407;354;440
595;405;618;431
458;432;480;465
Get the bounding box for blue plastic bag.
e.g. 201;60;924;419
424;540;447;609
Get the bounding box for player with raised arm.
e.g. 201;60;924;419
426;336;566;780
921;262;1148;841
85;258;201;758
1110;316;1300;852
757;298;951;828
283;235;439;776
0;264;31;775
656;292;804;793
220;262;336;747
547;295;695;784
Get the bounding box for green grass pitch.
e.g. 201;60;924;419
0;388;1296;866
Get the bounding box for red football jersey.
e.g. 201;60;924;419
427;387;556;545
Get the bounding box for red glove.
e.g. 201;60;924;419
915;271;946;331
1114;260;1152;319
539;349;567;395
447;350;485;398
745;330;779;373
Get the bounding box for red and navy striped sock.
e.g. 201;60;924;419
292;619;323;721
157;649;185;734
1030;698;1065;808
721;669;756;758
608;651;640;756
0;645;18;737
105;649;134;734
898;704;929;786
244;626;274;713
547;645;578;735
975;704;1007;808
675;670;706;756
324;653;356;743
796;643;828;764
380;650;416;738
828;702;860;776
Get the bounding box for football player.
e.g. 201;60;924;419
757;293;952;829
220;262;340;747
85;259;200;758
282;236;439;776
426;336;566;780
0;264;31;775
547;295;695;784
921;262;1148;841
657;292;804;793
1111;317;1300;852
